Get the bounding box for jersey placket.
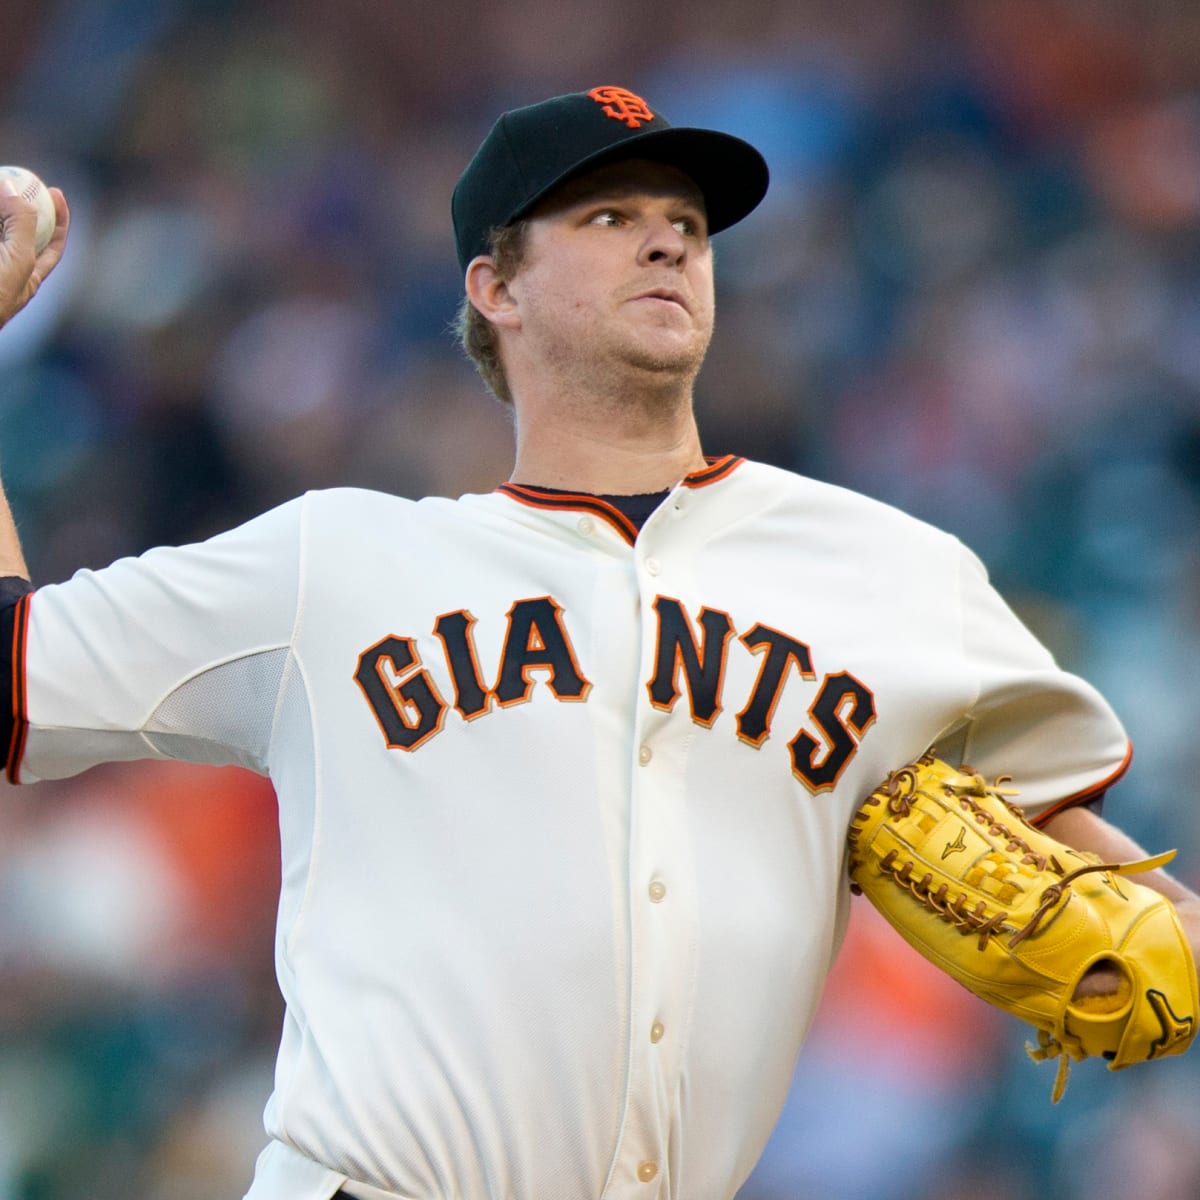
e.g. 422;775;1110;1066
604;499;700;1198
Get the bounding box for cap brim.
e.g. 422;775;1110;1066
509;125;769;237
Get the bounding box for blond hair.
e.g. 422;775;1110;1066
454;221;531;406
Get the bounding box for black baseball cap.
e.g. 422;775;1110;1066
452;85;770;272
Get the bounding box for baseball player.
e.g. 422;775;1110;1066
0;86;1196;1200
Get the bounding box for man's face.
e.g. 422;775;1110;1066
504;159;716;391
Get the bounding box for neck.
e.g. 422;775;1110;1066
509;379;706;494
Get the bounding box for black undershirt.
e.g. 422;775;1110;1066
515;486;672;531
0;576;33;604
0;576;34;780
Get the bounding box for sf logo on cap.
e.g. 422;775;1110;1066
588;86;654;128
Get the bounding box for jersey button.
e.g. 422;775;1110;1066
577;516;595;535
637;1161;659;1183
648;879;667;903
638;745;652;766
644;557;661;576
650;1021;665;1043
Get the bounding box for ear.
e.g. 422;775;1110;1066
465;256;521;331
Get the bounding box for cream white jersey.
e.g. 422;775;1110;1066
9;457;1130;1200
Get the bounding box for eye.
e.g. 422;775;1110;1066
672;214;705;237
589;209;624;228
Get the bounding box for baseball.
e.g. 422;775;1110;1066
0;165;56;254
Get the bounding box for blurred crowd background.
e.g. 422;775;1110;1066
1;0;1199;1196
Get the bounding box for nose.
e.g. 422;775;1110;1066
638;214;687;268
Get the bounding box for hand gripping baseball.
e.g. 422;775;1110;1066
847;755;1199;1101
0;178;68;328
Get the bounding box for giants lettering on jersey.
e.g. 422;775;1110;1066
354;594;876;793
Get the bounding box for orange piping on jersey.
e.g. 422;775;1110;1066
496;485;640;546
1028;740;1134;827
497;457;745;537
682;455;745;489
6;593;31;784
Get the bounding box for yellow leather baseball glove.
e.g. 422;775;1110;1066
847;754;1198;1100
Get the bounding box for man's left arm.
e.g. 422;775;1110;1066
1044;804;1200;974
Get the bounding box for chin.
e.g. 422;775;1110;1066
630;336;708;377
620;320;707;361
622;354;706;391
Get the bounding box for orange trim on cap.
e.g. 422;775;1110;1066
6;592;31;784
1028;740;1134;826
497;484;640;546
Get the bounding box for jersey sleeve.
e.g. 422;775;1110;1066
941;544;1131;822
9;496;307;784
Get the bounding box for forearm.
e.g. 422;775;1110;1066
0;482;30;579
0;182;69;580
1043;804;1200;945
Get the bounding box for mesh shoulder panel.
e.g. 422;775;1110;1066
142;647;291;773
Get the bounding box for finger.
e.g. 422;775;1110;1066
36;187;70;272
0;182;64;327
1072;960;1123;1001
0;184;39;254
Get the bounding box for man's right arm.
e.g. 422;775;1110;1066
0;176;69;332
0;178;70;578
0;180;67;770
0;488;30;580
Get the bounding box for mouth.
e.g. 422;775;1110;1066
633;288;690;313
